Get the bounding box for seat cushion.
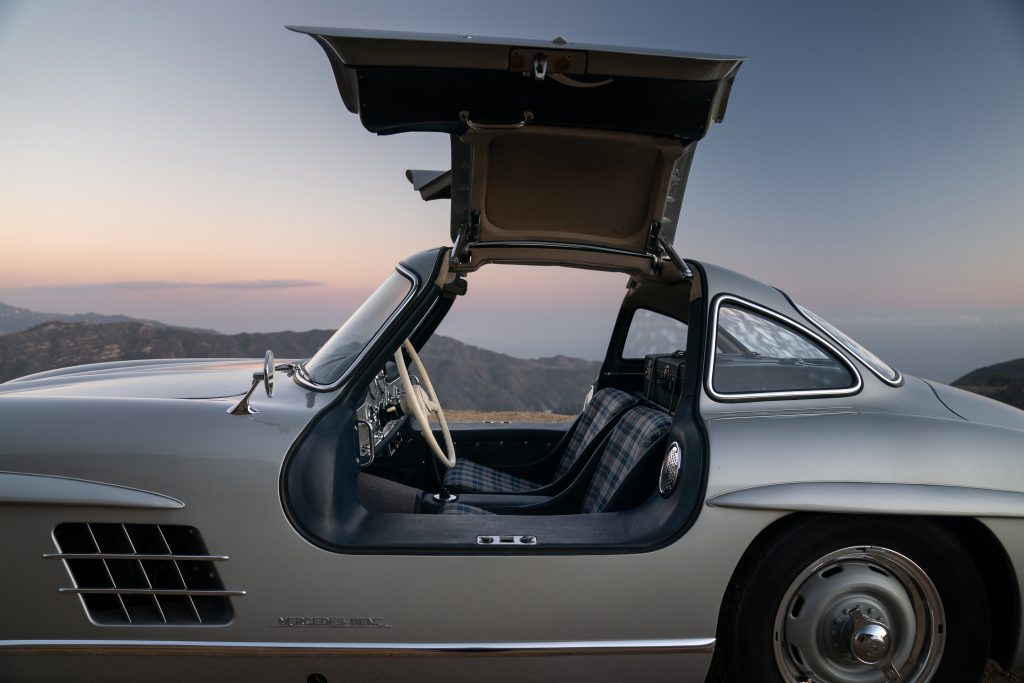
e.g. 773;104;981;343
554;387;639;478
443;459;540;494
443;387;638;494
582;406;673;513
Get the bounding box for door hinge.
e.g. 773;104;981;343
646;221;663;255
647;221;693;279
451;209;481;264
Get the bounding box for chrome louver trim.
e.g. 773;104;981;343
50;523;242;626
58;588;246;597
45;553;228;561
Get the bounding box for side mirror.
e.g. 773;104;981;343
262;350;275;398
228;350;275;415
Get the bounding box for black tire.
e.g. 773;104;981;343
714;515;990;683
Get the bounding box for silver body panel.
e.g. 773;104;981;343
0;350;742;681
1;260;1023;680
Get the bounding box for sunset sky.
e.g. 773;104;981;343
1;0;1022;381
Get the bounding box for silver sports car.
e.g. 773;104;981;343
2;27;1023;683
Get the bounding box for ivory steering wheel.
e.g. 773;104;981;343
394;339;456;469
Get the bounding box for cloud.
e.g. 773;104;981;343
14;279;324;291
834;314;1024;328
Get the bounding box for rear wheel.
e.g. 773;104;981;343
716;516;990;683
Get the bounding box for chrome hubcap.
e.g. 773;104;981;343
849;606;892;665
773;546;945;683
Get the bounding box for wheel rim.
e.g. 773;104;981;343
773;546;945;683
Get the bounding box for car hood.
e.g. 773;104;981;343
0;358;262;400
925;379;1024;433
291;26;744;254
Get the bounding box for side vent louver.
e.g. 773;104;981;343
48;523;243;626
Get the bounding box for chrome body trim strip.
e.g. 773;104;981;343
705;294;863;402
293;264;420;392
58;588;247;597
44;553;229;561
0;637;715;655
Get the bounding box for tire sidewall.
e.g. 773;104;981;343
720;515;990;683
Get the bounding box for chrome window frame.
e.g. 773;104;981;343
705;294;863;402
293;264;420;393
788;299;904;387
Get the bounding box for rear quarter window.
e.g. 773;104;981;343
711;300;858;398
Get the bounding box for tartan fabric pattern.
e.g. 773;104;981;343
438;502;494;515
581;406;673;513
443;387;637;493
443;458;540;493
554;387;638;479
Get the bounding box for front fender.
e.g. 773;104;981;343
708;482;1024;518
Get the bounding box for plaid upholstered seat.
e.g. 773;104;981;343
440;405;673;515
580;406;672;513
442;388;638;494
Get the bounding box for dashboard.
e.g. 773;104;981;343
355;369;407;467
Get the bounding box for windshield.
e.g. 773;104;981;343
796;304;900;383
301;270;415;386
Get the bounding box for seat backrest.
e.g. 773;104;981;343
554;388;638;480
580;405;673;513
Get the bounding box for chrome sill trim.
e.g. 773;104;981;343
293;264;420;393
0;637;715;656
705;294;863;402
58;588;246;597
45;553;228;561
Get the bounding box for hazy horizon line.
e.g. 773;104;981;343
3;279;324;292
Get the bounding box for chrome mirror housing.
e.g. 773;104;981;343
263;350;275;399
228;350;275;415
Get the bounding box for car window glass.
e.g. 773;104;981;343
622;309;688;358
303;271;413;385
713;304;855;395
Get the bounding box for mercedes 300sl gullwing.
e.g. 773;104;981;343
2;27;1023;683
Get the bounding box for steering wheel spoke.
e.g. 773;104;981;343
394;339;456;469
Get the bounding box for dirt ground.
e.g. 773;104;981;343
987;661;1024;681
438;409;574;423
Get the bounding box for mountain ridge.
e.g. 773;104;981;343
0;301;217;335
952;357;1024;410
1;301;1019;413
0;321;598;414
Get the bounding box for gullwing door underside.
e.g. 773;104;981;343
291;26;743;257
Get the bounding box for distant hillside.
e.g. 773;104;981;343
0;322;332;383
0;322;598;414
953;358;1024;410
420;336;599;415
0;302;210;335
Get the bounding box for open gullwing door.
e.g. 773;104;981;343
289;26;743;258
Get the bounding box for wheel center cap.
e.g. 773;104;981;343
849;607;892;665
852;622;892;663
